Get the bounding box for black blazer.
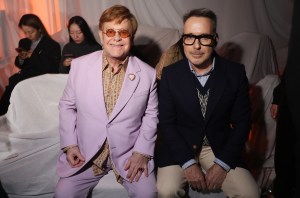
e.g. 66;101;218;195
15;36;61;77
156;53;251;169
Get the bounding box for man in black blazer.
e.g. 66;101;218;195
156;8;259;198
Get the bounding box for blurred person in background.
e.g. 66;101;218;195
59;15;102;74
0;13;61;115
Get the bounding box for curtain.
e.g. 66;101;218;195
0;0;293;93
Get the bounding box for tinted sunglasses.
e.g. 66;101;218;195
103;29;131;38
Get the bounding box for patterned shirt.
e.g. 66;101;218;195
92;54;128;183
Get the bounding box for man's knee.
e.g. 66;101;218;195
131;187;157;198
157;172;186;198
55;179;82;198
157;181;186;198
157;166;186;198
222;167;260;198
124;173;157;198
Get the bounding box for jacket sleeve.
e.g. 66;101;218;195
217;65;251;168
133;70;159;157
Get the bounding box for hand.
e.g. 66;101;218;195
66;146;85;168
18;51;31;60
63;58;72;67
184;164;207;191
124;152;149;182
26;51;33;58
270;104;278;120
205;163;227;191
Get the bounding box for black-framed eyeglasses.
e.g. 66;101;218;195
103;29;131;38
182;34;217;47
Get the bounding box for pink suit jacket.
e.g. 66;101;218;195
56;51;158;180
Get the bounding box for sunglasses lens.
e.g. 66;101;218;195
119;30;130;38
106;29;116;37
104;29;130;38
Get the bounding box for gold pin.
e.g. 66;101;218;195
128;74;136;81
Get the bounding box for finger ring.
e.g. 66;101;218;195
138;168;144;172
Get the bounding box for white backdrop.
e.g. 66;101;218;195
0;0;294;94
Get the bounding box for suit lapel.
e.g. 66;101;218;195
108;56;140;122
179;59;202;116
205;55;227;123
90;52;109;121
31;36;45;56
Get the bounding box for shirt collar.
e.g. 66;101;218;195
30;35;43;51
189;57;215;77
102;54;129;73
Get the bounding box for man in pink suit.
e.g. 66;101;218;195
55;5;158;198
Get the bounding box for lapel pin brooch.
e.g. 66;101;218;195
128;74;136;81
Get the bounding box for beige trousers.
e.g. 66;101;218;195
157;146;260;198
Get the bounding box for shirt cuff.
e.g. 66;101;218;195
214;158;231;172
62;144;77;153
182;159;197;169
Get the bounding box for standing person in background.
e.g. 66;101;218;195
270;1;299;195
59;16;102;74
156;8;259;198
55;5;158;198
0;13;61;115
270;75;296;197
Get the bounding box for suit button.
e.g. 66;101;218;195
192;145;197;149
107;124;111;128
